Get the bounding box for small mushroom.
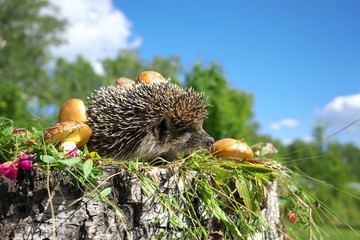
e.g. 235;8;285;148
45;121;92;148
58;98;87;124
209;138;254;162
136;71;166;85
116;77;135;88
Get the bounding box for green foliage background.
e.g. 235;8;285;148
1;0;359;234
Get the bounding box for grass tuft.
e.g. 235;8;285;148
1;117;358;239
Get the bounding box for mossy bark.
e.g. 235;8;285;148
0;167;283;240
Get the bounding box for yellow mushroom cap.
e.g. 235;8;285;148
209;138;253;162
136;71;166;85
58;98;87;124
116;77;135;88
45;121;92;148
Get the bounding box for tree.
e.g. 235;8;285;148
48;56;101;107
185;62;257;143
0;0;66;127
324;142;351;187
148;55;183;85
102;50;144;85
342;143;360;181
287;139;322;175
102;50;183;85
285;124;360;225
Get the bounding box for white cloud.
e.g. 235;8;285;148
317;93;360;133
47;0;142;74
270;118;299;130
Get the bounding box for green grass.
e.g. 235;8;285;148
286;223;360;240
1;116;359;239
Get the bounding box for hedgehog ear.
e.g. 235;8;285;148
153;116;169;141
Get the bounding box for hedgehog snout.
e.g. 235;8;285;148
197;132;215;148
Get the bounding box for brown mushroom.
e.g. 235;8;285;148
45;121;92;148
58;98;87;123
209;138;253;162
136;71;166;85
116;77;135;88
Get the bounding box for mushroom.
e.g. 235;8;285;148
45;121;92;148
209;138;254;162
136;71;166;85
58;98;87;123
116;77;135;88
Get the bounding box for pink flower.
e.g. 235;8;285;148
65;147;79;158
16;154;36;162
0;162;18;180
12;128;27;135
14;154;36;170
17;159;33;170
0;154;35;180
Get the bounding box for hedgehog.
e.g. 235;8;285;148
86;81;215;161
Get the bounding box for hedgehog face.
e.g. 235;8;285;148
152;116;215;160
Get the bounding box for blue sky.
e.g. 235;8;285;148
49;0;360;146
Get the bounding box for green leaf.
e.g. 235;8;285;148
220;211;243;239
152;218;162;226
278;197;289;205
169;218;181;230
75;162;84;171
40;155;56;164
171;196;179;209
144;178;159;191
47;144;65;159
90;151;101;158
236;177;254;211
100;187;112;198
141;183;152;197
87;177;98;186
83;159;93;178
91;168;103;176
58;157;82;165
155;232;167;239
288;184;299;193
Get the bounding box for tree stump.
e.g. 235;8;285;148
0;166;283;240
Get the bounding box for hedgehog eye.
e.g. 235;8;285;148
153;116;169;141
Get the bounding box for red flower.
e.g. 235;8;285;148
83;155;91;162
286;211;298;223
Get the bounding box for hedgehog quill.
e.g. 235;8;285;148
86;82;215;161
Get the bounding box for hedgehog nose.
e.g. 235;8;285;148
207;136;215;147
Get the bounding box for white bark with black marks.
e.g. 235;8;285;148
0;167;282;240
